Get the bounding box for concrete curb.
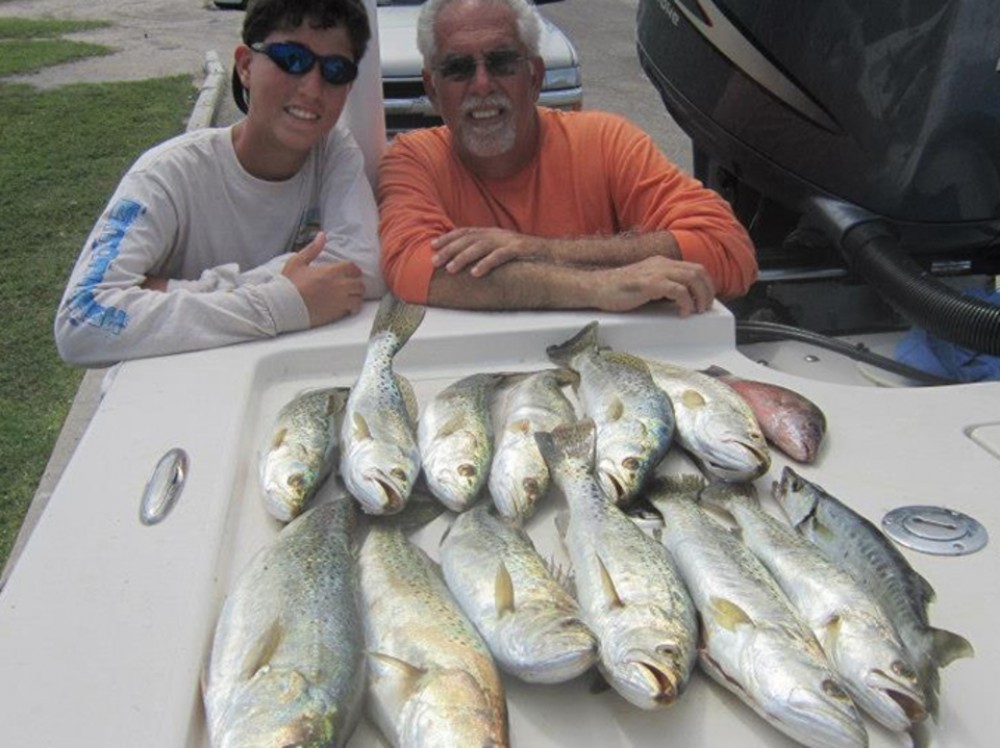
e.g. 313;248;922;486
1;51;230;589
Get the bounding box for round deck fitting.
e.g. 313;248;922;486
882;505;988;556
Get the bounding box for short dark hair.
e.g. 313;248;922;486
233;0;371;113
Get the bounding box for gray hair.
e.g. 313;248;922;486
416;0;542;65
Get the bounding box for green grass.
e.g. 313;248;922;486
0;16;197;573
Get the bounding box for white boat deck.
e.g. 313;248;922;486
1;302;996;747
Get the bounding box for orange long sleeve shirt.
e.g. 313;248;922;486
378;108;757;303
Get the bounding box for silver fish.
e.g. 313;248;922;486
439;503;598;684
703;481;927;732
703;365;826;463
203;498;365;748
258;386;350;522
644;358;770;482
648;476;868;748
359;499;509;747
340;294;425;515
547;322;674;507
774;466;975;720
488;368;578;521
535;420;698;709
418;372;504;511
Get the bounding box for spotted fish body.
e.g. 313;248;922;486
774;467;975;719
489;368;578;521
203;499;365;748
440;503;598;684
536;420;698;709
419;372;504;512
703;481;927;732
340;294;425;515
644;358;770;482
547;323;674;507
649;476;868;748
258;386;350;522
359;505;509;747
703;365;826;463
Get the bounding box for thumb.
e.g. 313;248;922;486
291;231;327;267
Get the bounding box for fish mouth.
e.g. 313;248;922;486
702;439;771;480
627;657;681;705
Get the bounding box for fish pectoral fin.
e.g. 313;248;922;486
708;596;754;632
681;389;707;409
597;555;624;609
351;412;373;441
270;427;288;450
606;397;625;422
495;561;515;617
932;627;975;667
240;619;284;682
367;651;428;698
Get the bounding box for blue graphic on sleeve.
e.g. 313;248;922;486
65;199;146;334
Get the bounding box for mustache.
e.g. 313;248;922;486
459;93;512;116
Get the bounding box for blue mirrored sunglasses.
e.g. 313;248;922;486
434;50;527;82
250;41;358;85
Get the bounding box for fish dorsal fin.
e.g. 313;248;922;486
495;561;515;617
351;412;373;441
396;374;419;424
597;555;624;609
681;389;706;409
603;350;649;373
241;619;284;682
709;596;753;631
270;427;288;451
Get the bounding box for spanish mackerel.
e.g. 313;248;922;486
489;368;578;521
340;294;425;515
440;502;598;684
774;467;975;719
203;498;365;748
258;386;350;522
536;419;697;709
359;500;509;746
703;481;927;732
547;322;673;506
648;476;868;748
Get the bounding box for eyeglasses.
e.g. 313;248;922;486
250;41;358;85
433;50;527;82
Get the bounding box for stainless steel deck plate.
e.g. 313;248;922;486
882;505;988;556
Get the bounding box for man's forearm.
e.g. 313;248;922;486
545;230;681;268
427;260;595;310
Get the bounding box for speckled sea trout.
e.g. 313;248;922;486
418;372;505;512
440;502;598;684
535;419;697;709
340;294;425;515
258;386;350;522
774;466;974;720
359;503;509;747
488;368;578;521
203;498;365;748
547;322;674;507
648;476;868;748
643;357;770;482
703;481;927;733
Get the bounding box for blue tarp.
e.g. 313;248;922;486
895;288;1000;382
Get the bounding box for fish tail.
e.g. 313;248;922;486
535;419;596;471
546;321;599;366
370;293;426;346
646;474;707;505
699;480;760;510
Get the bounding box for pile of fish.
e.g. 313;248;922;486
203;294;973;748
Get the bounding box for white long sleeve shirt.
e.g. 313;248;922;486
55;123;385;367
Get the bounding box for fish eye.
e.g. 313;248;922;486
390;467;408;481
622;456;640;472
821;678;850;701
457;463;478;478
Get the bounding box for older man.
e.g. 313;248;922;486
377;0;758;316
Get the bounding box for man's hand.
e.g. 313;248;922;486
432;227;545;277
282;231;365;326
594;256;716;316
